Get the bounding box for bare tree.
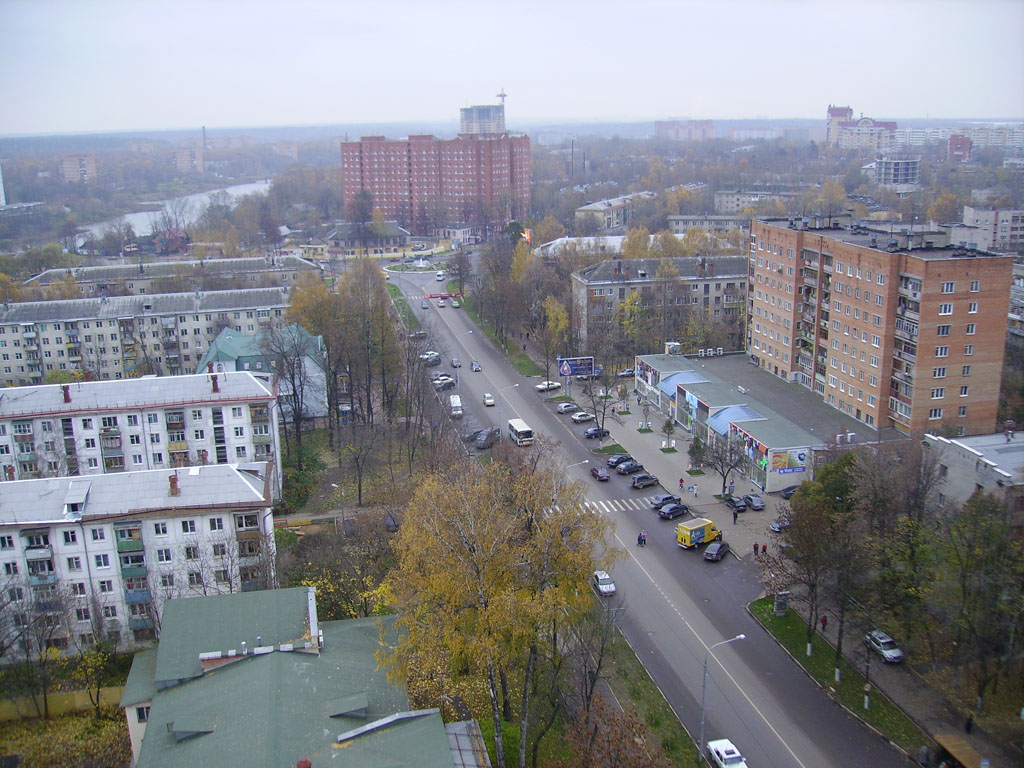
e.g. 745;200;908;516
690;431;750;494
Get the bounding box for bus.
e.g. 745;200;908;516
507;418;534;446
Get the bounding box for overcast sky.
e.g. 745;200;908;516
2;0;1022;136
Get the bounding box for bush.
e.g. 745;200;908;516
0;706;131;768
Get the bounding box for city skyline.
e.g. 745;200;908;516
2;0;1023;137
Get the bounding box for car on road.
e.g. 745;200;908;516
474;427;501;450
570;411;595;423
631;473;659;489
450;358;462;368
781;483;803;499
470;360;481;372
769;515;790;533
482;392;495;406
584;426;610;439
535;380;561;392
616;461;644;475
724;496;747;513
421;300;429;309
742;493;765;511
437;298;446;307
451;299;461;308
650;493;681;509
592;570;616;596
704;541;731;561
707;739;747;768
556;402;579;414
616;368;635;378
865;629;905;663
435;379;455;391
607;454;633;468
590;466;610;481
432;375;455;387
658;502;689;520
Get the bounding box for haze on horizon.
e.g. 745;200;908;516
2;0;1023;137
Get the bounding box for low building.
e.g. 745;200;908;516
325;221;411;256
574;192;655;232
923;431;1024;511
668;214;749;234
120;587;489;768
0;462;276;656
713;189;799;214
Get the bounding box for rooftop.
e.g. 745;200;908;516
576;191;656;212
194;325;323;374
929;432;1024;485
576;255;747;283
26;255;319;286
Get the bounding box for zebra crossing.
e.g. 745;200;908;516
583;497;656;515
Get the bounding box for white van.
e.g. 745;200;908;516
435;271;445;281
449;394;464;418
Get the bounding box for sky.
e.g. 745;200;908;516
2;0;1023;136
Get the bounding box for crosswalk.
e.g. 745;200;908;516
583;497;657;515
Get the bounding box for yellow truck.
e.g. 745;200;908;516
676;518;722;549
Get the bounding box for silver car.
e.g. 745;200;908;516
865;630;905;663
592;570;616;596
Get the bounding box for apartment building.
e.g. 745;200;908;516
574;192;656;232
654;120;716;142
714;189;799;214
0;462;275;655
59;155;97;184
748;218;1013;435
571;255;748;348
957;206;1024;252
0;287;291;385
172;148;204;174
460;103;506;134
668;214;749;234
25;255;321;297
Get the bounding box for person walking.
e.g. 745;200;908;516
641;530;647;546
754;541;759;559
694;485;699;498
761;543;767;557
728;479;735;495
732;509;738;525
820;615;828;633
637;531;644;547
679;477;685;490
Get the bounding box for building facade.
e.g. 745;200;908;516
714;189;799;214
668;214;749;234
0;287;291;385
959;206;1024;252
0;462;276;656
60;156;98;184
871;152;921;188
923;432;1024;511
574;192;655;232
826;105;854;147
460;103;506;134
654;120;716;142
748;218;1013;435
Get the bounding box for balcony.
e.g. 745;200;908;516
29;572;57;587
252;432;272;444
120;565;148;579
803;274;818;288
165;413;185;427
128;617;155;630
22;330;37;339
124;589;151;604
250;407;269;423
116;538;144;553
16;451;36;462
23;545;52;559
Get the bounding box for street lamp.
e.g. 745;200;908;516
496;383;519;427
698;633;746;762
330;483;345;534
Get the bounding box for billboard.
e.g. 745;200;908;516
557;356;595;377
771;448;808;474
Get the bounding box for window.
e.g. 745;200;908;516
239;540;261;557
81;418;93;430
214;568;229;583
149;434;161;444
962;365;972;376
152;452;163;464
933;367;946;378
935;346;949;358
184;546;199;561
931;388;945;399
212;543;227;557
100;416;118;428
234;426;245;438
939;303;953;315
232;407;243;418
968;302;978;314
136;706;151;724
129;434;141;445
235;513;258;530
958;406;968;417
63;530;77;545
871;334;881;346
208;518;224;533
67;556;82;570
965;344;974;356
188;572;203;587
181;520;196;534
99;580;113;593
154;522;167;536
91;527;105;541
966;323;976;335
936;325;950;337
160;574;174;588
157;548;171;563
76;607;91;622
960;385;969;397
970;280;980;292
147;413;159;424
929;408;943;420
84;438;96;449
102;605;117;618
0;535;12;550
235;446;247;458
95;554;110;568
941;281;955;293
126;414;139;427
4;563;18;576
193;429;205;440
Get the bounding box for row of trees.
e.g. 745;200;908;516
766;446;1024;713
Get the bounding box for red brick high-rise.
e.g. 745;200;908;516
340;119;530;236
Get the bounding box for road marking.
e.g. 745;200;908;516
614;528;810;768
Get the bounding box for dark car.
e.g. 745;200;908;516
649;493;681;510
742;493;765;511
704;541;731;561
724;496;747;513
616;461;644;475
436;379;456;391
780;484;803;499
658;502;689;520
631;473;659;489
769;515;790;533
590;466;611;481
474;427;501;450
607;454;633;467
584;426;610;439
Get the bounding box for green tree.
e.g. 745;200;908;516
621;226;649;259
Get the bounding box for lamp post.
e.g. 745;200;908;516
699;633;746;762
330;483;345;534
496;383;519;428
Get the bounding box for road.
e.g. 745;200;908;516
389;267;908;767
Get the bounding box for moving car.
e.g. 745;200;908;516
607;454;633;468
658;502;689;520
649;493;681;509
724;496;747;513
556;402;579;414
631;473;659;489
470;360;481;372
616;461;644;475
450;358;462;368
592;570;616;596
435;379;455;391
780;483;803;499
451;299;461;308
570;411;595;423
865;629;905;663
535;380;561;392
616;368;635;378
408;330;428;340
421;300;429;309
437;298;446;307
590;466;610;481
707;738;747;768
742;493;765;511
584;426;609;439
482;392;495;406
769;516;790;533
432;375;455;388
704;541;731;561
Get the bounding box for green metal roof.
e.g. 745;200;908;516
120;648;158;707
194;324;324;375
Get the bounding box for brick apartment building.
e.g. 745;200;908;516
748;218;1013;436
60;155;97;184
340;107;530;235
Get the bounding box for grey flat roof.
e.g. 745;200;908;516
577;255;747;283
0;371;273;419
935;432;1024;482
27;256;319;286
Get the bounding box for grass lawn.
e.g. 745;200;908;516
686;469;705;476
393;297;418;329
549;395;573;403
386;283;401;298
749;598;930;756
477;716;570;768
0;706;131;767
594;443;627;454
660;447;678;453
460;299;544;376
638;428;654;434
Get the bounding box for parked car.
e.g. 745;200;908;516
470;360;481;372
590;466;611;481
423;355;441;367
592;570;616;596
556;402;579;414
724;496;747;513
535;380;561;392
707;739;747;768
420;300;429;309
474;427;501;450
780;483;803;499
584;426;610;439
607;454;633;468
408;330;427;340
769;515;790;533
571;411;595;423
658;502;690;520
419;350;439;361
865;630;905;663
575;365;604;382
616;461;644;475
482;392;495;406
450;358;462;368
435;379;455;391
649;493;681;510
704;541;731;561
432;376;455;388
451;300;461;308
616;368;635;378
742;493;765;511
631;473;659;489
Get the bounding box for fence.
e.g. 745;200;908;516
0;685;125;721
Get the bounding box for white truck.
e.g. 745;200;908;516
449;394;463;418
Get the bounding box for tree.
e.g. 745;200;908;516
260;324;324;468
502;220;526;247
532;215;566;246
0;273;24;303
537;295;569;382
621;226;649;259
928;191;961;222
688;431;749;494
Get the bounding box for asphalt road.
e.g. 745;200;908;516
390;267;908;767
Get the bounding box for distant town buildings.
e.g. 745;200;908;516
865;152;922;196
950;206;1024;252
654;120;716;142
826;105;854;147
668;215;749;234
748;217;1013;436
827;104;1023;150
460;103;506;134
172;148;204;174
60;155;98;184
271;141;299;160
714;189;799;214
574;192;655;232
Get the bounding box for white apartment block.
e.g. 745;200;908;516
0;372;282;497
0;287;291;385
0;463;276;654
957;206;1024;252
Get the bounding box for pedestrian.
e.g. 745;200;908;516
694;486;699;498
641;530;647;546
732;509;738;525
762;543;767;557
820;615;828;633
728;480;735;495
964;714;973;734
638;532;644;547
754;541;759;558
679;477;685;490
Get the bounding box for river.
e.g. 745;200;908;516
84;179;272;239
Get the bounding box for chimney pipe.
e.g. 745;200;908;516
62;384;71;403
212;374;219;393
241;641;247;655
256;635;262;646
207;362;214;373
169;473;179;497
